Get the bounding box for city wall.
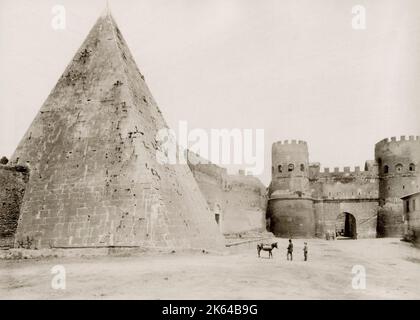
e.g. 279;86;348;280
0;164;29;247
188;153;267;235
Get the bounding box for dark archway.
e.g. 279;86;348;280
214;204;222;226
335;212;357;239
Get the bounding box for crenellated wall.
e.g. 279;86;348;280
309;163;379;201
308;164;379;238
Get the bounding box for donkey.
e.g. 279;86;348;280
257;242;278;259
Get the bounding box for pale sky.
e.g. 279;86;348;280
1;0;420;185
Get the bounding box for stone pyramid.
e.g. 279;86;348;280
11;10;225;251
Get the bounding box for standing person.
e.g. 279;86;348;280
287;239;293;261
303;242;308;261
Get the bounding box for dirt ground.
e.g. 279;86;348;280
1;238;419;299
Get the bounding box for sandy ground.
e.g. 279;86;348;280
1;238;419;299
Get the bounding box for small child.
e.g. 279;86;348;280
303;242;308;261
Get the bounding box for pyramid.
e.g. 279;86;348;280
11;11;225;251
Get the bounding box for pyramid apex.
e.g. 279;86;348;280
100;1;112;18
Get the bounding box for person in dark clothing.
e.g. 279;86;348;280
287;239;293;261
303;242;308;261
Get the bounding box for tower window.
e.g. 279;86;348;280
413;199;416;211
300;164;305;172
409;163;415;172
288;164;294;172
272;166;274;174
383;165;389;174
278;165;282;173
395;163;403;172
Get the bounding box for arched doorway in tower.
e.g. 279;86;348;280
335;212;357;239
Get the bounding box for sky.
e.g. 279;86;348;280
1;0;420;185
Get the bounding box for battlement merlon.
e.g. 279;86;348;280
272;140;307;146
375;135;420;147
316;163;377;176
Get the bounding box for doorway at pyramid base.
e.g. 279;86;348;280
267;193;379;239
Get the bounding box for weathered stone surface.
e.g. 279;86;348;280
188;153;267;235
0;165;29;247
11;11;224;251
268;196;315;238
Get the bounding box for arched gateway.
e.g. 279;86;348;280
336;212;357;239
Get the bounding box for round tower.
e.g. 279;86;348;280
270;140;310;194
267;140;315;238
375;135;420;237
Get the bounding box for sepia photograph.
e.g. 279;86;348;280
0;0;419;307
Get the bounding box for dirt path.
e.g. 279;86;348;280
1;238;419;299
